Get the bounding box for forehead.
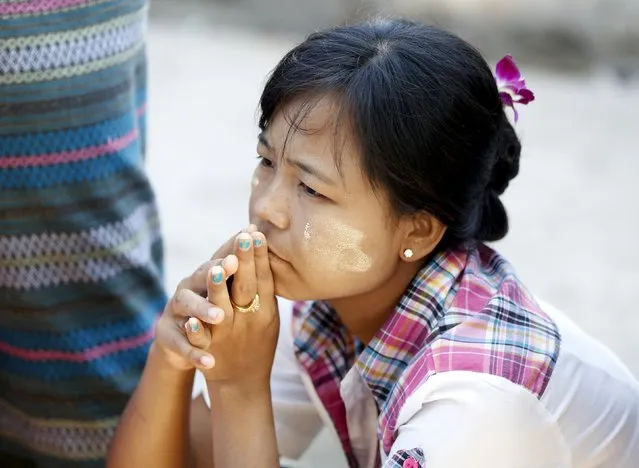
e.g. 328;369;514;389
267;95;360;175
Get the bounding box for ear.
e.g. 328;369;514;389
399;212;447;262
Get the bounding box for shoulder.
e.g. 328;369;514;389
429;247;562;397
387;371;571;468
397;288;562;405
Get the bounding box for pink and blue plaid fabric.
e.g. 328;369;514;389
292;244;561;468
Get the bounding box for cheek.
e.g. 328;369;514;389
271;213;399;301
251;168;261;189
248;169;264;219
250;167;261;195
299;218;374;273
248;191;257;221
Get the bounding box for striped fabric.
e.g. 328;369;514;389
292;244;561;468
0;1;167;466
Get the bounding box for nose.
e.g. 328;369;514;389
253;183;290;231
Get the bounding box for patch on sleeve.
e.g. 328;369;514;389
386;448;425;468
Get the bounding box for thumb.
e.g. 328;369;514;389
210;236;235;261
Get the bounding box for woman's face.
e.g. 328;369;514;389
249;97;407;301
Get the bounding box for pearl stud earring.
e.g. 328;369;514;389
403;248;414;259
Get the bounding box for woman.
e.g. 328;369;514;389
108;19;639;468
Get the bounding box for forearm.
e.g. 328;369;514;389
107;344;195;468
208;381;279;468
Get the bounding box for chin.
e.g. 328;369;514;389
272;276;296;301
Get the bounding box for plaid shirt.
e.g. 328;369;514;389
292;244;561;468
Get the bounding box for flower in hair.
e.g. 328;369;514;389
495;54;535;122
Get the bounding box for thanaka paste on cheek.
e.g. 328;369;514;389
302;219;372;273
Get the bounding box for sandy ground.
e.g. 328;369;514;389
144;20;639;467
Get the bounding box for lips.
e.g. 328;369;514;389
252;224;290;263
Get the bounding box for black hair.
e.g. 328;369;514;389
259;18;521;244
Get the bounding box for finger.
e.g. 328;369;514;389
166;327;215;369
173;288;225;325
177;259;221;296
220;254;239;276
251;231;274;297
231;232;258;308
210;236;235;262
207;264;234;323
209;225;256;261
184;317;212;349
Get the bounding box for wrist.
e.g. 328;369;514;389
207;378;271;405
208;379;278;468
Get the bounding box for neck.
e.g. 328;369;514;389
330;262;421;344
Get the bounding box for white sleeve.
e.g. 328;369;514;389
270;298;324;459
384;371;572;468
191;298;323;461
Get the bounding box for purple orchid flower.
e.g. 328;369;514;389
495;54;535;122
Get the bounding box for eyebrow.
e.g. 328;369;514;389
257;132;273;151
289;158;337;186
257;132;337;186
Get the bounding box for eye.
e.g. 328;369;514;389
299;182;324;199
257;155;274;168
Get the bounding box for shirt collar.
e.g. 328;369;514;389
354;247;467;408
293;245;469;409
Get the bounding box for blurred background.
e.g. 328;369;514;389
144;1;638;465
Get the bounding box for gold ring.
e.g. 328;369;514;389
230;294;260;314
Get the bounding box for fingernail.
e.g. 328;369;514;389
208;308;223;322
253;237;263;248
211;266;224;284
238;234;252;251
188;318;200;333
199;356;214;368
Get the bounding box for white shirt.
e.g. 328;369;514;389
193;298;639;467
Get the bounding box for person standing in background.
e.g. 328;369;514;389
0;0;166;466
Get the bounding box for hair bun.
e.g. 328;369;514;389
487;120;521;195
473;119;522;242
474;190;509;242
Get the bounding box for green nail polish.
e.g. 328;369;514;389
253;238;263;248
211;269;223;284
239;239;251;251
189;320;200;333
